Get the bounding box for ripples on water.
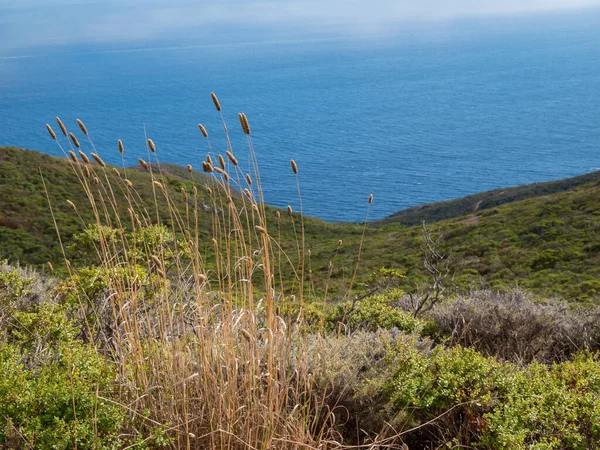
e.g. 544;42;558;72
1;14;600;222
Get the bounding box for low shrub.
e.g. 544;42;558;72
427;289;600;363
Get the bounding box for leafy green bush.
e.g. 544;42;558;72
0;263;131;449
386;344;600;449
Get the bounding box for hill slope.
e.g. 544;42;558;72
2;146;600;302
376;170;600;226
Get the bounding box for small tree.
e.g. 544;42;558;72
408;222;454;318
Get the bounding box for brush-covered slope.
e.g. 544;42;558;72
2;146;600;302
377;170;600;226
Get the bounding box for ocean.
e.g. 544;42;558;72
2;11;600;222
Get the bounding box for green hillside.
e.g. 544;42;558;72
2;146;600;302
377;170;600;226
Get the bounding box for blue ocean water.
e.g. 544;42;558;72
1;13;600;222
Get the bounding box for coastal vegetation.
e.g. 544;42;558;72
1;98;600;449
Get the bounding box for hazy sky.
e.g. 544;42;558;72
2;0;600;54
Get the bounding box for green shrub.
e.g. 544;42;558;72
386;343;600;449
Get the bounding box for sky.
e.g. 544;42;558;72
2;0;600;55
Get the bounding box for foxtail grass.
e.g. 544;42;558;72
44;93;384;449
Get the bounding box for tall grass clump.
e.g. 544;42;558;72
42;97;379;449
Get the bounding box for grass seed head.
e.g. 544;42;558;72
291;159;298;174
47;261;54;273
226;151;238;166
93;177;100;185
118;139;124;154
245;173;252;185
68;151;77;163
255;225;267;235
153;180;164;190
187;164;193;173
368;194;373;204
147;139;156;153
56;117;67;136
112;168;120;177
239;113;251;135
151;255;163;267
138;158;149;170
46;124;57;140
78;151;90;164
76;118;88;135
84;166;91;178
218;154;226;170
66;200;76;210
91;153;106;167
244;188;252;199
287;205;293;216
338;239;343;246
69;132;80;148
125;179;133;188
206;154;213;165
198;123;208;137
211;92;221;111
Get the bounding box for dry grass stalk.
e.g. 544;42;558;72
78;151;90;164
211;92;221;111
69;132;81;148
76;118;88;135
46;124;57;140
56;117;68;136
198;123;208;137
91;153;106;167
226;151;238;166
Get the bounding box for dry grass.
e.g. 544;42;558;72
44;95;389;449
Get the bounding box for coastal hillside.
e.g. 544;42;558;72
2;146;600;301
376;170;600;226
